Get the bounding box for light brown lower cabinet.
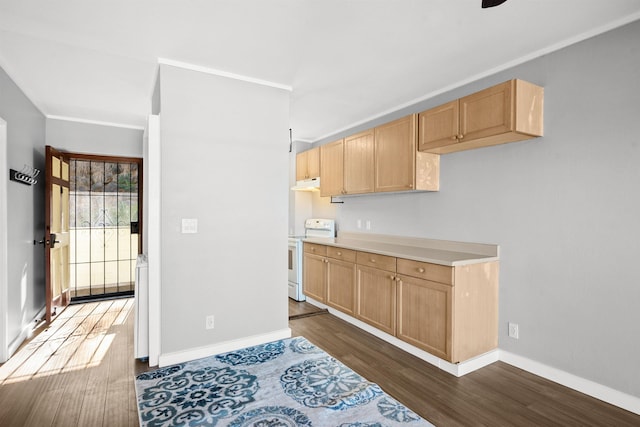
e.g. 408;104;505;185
304;243;357;313
303;245;327;302
355;264;397;336
326;258;356;316
396;274;452;361
303;243;499;363
396;259;499;363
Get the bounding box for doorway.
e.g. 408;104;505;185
66;154;142;301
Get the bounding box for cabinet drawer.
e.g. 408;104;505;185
327;246;356;262
397;258;453;285
356;251;396;271
304;243;327;256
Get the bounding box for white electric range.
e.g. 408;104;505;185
287;218;336;301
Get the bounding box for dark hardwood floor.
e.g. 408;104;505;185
289;300;640;427
0;298;637;426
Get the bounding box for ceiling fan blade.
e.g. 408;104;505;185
482;0;508;8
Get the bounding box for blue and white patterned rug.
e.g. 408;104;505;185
135;336;435;426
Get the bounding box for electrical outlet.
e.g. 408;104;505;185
356;219;362;229
206;315;215;330
365;220;371;230
508;322;519;339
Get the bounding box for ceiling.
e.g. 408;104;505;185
1;0;639;143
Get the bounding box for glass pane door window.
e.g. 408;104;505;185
69;159;140;299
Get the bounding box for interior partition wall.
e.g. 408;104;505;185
0;118;8;362
68;154;143;301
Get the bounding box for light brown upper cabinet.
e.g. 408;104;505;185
295;147;320;181
375;115;416;192
320;116;440;197
418;79;544;154
320;139;344;197
343;130;375;195
374;114;440;193
320;132;375;197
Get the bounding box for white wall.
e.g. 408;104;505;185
157;64;290;355
0;117;8;361
0;66;46;360
309;20;640;398
45;118;143;157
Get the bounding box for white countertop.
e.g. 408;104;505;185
302;232;499;267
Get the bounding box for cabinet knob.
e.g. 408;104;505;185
324;259;328;263
390;275;395;280
311;247;315;251
407;184;413;188
370;258;376;263
418;268;425;273
337;251;342;255
457;134;464;140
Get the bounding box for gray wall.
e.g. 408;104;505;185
46;118;143;157
0;69;142;359
310;20;640;397
0;66;46;351
157;64;290;354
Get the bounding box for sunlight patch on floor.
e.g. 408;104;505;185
0;298;133;384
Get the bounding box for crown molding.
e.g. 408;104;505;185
311;11;640;144
46;115;145;130
157;58;293;92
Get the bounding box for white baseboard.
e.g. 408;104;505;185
304;298;640;415
6;306;46;359
500;350;640;416
305;298;498;377
158;328;292;367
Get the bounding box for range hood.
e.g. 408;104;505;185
291;177;320;191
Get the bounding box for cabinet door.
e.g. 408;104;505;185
320;139;344;197
418;100;459;151
303;253;326;302
344;130;374;195
326;258;356;316
296;150;308;181
307;147;320;179
396;274;452;361
355;265;396;335
459;80;512;142
374;115;417;193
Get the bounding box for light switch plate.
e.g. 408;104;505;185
181;218;198;234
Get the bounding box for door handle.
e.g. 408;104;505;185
50;233;56;248
44;233;60;248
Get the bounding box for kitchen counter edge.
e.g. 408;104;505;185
301;235;499;267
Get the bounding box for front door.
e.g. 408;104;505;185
44;146;71;323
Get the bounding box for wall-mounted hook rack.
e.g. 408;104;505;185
10;164;40;186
